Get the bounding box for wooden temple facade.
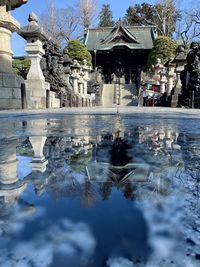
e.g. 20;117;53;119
85;23;157;84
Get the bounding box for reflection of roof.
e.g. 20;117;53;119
86;162;149;183
85;24;157;51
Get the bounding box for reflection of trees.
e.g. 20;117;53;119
46;169;81;200
123;183;135;200
81;181;97;207
99;181;113;200
44;136;92;172
177;132;200;202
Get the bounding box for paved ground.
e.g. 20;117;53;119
0;106;199;119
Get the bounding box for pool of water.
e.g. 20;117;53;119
0;113;200;267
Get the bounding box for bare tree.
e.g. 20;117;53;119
180;9;200;45
154;0;181;36
79;0;97;31
40;0;81;47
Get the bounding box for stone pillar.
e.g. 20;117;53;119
82;60;91;97
78;80;84;95
71;75;79;94
166;64;176;96
0;1;27;109
19;12;49;109
71;60;81;94
171;65;184;107
160;70;167;94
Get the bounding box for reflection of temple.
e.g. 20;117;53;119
6;117;186;203
138;125;181;154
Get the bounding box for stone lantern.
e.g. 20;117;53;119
0;0;27;72
71;60;81;95
19;12;50;109
0;0;28;109
171;45;187;107
166;63;176;96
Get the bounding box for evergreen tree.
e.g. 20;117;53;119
147;36;177;68
123;3;156;26
67;40;92;65
12;58;31;79
98;4;114;27
123;1;180;37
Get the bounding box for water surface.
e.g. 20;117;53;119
0;113;200;267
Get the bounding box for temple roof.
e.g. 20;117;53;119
85;24;157;51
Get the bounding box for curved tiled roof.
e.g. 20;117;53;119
85;24;157;51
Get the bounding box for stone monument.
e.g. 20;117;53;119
19;12;50;109
0;0;28;109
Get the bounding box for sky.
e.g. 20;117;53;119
11;0;152;56
11;0;191;56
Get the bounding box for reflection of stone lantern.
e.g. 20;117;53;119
19;12;50;109
29;136;48;172
0;138;26;204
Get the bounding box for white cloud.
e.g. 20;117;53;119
0;216;96;267
107;257;134;267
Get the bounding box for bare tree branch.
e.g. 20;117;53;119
39;0;81;47
179;9;200;45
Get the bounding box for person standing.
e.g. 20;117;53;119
142;88;149;106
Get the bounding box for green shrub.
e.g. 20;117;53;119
147;36;177;69
67;40;92;66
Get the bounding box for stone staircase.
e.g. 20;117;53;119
120;84;138;106
102;84;116;107
102;82;138;107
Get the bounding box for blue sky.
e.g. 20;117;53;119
11;0;148;55
11;0;191;56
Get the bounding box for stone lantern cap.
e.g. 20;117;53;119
171;45;187;65
10;0;28;10
18;12;48;41
0;0;28;10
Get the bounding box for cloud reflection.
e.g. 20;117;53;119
0;205;96;267
106;257;133;267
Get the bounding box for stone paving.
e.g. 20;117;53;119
0;106;200;119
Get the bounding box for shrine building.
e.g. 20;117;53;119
84;22;157;84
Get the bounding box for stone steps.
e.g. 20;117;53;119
102;83;139;107
102;84;116;107
120;84;138;106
